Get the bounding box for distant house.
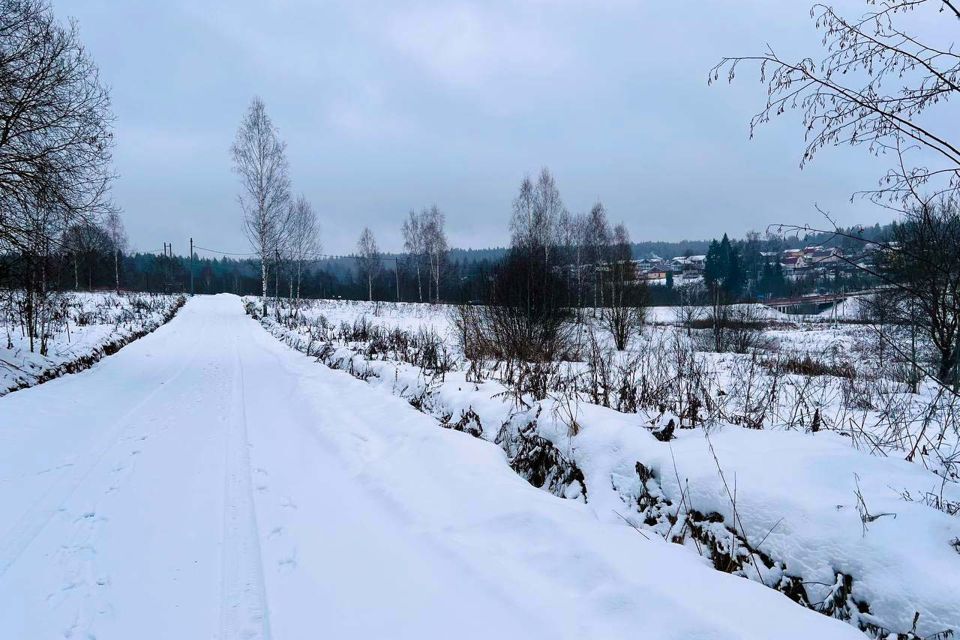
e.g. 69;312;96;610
641;270;668;282
667;254;706;278
807;246;842;266
781;255;807;275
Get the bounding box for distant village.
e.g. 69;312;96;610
631;244;876;288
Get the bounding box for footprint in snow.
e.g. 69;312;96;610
278;551;298;573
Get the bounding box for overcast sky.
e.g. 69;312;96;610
51;0;905;255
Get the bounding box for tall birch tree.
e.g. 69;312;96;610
231;97;290;315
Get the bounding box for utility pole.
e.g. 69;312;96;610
394;257;400;303
162;243;171;294
189;237;194;295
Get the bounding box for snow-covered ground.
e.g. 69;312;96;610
0;291;184;396
252;297;960;639
0;294;865;639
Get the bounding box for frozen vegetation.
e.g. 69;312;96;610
251;296;960;639
0;291;185;396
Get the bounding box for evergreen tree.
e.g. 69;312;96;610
703;239;723;289
704;234;745;301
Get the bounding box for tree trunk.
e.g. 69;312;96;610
416;262;422;302
26;256;35;353
261;259;268;315
296;261;302;300
39;256;48;356
274;257;280;305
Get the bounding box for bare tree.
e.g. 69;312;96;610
401;210;424;302
510;168;563;260
231;96;291;315
510;168;566;317
104;210;127;293
0;0;114;346
586;202;611;309
510;176;537;250
0;0;115;256
357;227;381;302
559;210;589;309
602;222;646;350
533;168;565;259
61;220;110;291
19;201;61;352
422;205;448;302
711;0;959;212
675;282;705;338
879;198;960;388
287;194;320;301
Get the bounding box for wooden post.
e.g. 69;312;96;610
189;237;194;295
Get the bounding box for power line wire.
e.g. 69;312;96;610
193;245;258;257
193;244;403;263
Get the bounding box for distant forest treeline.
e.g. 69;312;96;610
42;222;891;305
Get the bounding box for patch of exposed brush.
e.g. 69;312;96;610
440;407;484;438
768;354;857;379
496;410;587;502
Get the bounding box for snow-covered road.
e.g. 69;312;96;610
0;295;860;639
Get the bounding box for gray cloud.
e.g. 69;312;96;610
54;0;911;255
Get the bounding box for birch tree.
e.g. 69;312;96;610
104;210;127;293
287;194;321;301
401;210;424;302
422;205;448;303
586;202;610;309
231;97;290;315
357;227;381;302
509;168;562;258
559;210;589;308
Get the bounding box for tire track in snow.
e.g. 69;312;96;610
218;336;271;640
0;309;209;580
